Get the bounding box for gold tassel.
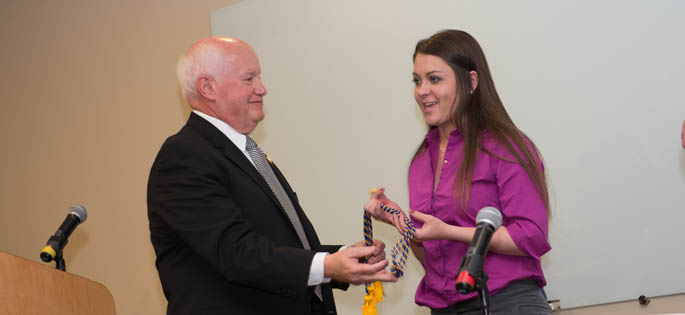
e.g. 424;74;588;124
362;188;387;314
361;281;384;315
371;281;383;303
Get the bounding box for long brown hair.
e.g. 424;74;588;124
412;30;550;215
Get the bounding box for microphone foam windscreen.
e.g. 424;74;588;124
476;207;502;229
69;205;88;223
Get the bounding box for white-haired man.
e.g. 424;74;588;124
147;37;395;315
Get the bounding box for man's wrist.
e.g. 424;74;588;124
308;252;331;286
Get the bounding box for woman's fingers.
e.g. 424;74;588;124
409;209;427;223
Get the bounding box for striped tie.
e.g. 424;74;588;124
245;136;322;300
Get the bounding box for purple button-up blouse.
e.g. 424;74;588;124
409;128;551;308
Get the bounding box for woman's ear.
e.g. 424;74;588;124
469;70;479;94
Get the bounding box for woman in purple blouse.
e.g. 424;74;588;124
365;30;552;314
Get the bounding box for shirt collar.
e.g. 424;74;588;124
192;110;247;151
425;127;440;145
425;127;461;146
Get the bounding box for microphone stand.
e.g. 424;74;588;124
474;272;491;315
54;251;66;272
456;269;492;315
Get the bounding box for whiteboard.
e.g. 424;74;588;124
211;1;685;312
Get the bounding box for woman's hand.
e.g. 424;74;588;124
363;188;407;234
410;209;450;241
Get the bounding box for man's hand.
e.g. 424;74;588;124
324;246;396;285
351;239;386;264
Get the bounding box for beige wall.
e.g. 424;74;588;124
0;1;238;314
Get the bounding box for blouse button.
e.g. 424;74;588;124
443;159;448;164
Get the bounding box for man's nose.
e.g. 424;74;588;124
255;79;267;96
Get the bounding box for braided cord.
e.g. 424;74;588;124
379;204;416;278
362;211;375;295
361;195;416;314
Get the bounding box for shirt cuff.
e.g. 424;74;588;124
308;252;331;286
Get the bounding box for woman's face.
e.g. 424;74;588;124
413;53;458;130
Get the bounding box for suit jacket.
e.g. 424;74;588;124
148;113;347;315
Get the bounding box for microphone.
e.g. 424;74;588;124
40;205;87;263
455;207;502;294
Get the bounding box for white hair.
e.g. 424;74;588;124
176;40;226;100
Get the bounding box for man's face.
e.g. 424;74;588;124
213;46;267;134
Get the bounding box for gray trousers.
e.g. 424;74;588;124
431;280;552;315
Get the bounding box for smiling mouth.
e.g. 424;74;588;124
423;101;437;107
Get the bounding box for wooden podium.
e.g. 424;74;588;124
0;250;115;315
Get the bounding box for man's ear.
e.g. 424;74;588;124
469;70;479;93
196;76;218;100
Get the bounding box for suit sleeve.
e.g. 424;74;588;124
148;138;315;291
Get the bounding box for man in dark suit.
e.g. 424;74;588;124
147;37;395;315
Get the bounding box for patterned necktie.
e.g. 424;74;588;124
245;136;322;300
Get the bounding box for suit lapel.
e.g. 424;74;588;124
270;161;322;249
186;113;284;212
186;113;322;249
223;145;282;207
